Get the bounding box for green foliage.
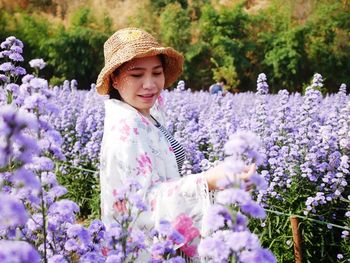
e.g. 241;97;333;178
0;8;109;89
305;2;350;92
159;2;191;54
187;3;251;90
45;25;108;88
150;0;188;10
56;165;100;220
71;7;94;27
128;1;160;36
1;1;349;92
262;26;309;93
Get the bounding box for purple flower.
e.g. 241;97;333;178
29;77;48;89
216;188;251;205
47;185;68;200
0;74;9;82
0;62;14;72
23;93;48;111
164;257;186;263
241;201;266;219
105;223;122;240
226;231;260;251
5;83;19;93
234;212;248;231
339;83;346;94
9;52;24;62
311;73;323;88
78;252;105;263
48;199;79;222
256;73;269;95
22;74;35;83
0;240;40;263
10;45;23;53
239;248;277;263
128;193;147;212
0;36;23;49
204;204;232;232
29;58;46;70
88;219;106;241
67;224;91;241
198;231;231;261
48;255;68;263
105;254;123;263
12;168;41;189
157;220;173;236
341;230;349;238
0;193;28;229
12;66;26;76
26;213;43;232
129;228;146;249
224;130;263;165
151;240;174;257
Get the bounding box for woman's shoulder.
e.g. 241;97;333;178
104;99;154;133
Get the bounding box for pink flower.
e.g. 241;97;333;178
139;114;150;126
113;200;127;213
181;244;197;257
119;120;131;141
172;213;200;257
150;199;156;211
157;94;164;106
102;247;109;256
136;153;152;176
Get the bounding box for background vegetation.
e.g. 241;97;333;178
0;0;349;93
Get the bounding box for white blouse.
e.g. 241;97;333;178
99;98;210;237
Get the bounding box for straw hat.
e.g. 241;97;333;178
96;27;184;95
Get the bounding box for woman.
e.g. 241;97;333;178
97;27;254;256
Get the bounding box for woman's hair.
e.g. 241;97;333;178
108;70;122;100
219;77;227;85
107;54;166;100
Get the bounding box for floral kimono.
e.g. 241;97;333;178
99;98;210;234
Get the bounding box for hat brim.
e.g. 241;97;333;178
96;45;184;95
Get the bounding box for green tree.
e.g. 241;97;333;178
186;3;252;91
262;26;309;93
305;1;350;93
45;24;108;88
150;0;188;10
159;2;191;54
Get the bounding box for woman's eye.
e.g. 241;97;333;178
153;72;163;76
131;74;142;78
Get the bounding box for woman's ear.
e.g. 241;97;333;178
110;74;118;89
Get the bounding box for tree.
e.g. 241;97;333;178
159;2;191;54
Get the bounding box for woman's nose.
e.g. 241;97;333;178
142;76;157;90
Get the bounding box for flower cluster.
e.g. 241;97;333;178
198;132;275;263
2;35;349;261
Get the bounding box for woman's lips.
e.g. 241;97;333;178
138;94;155;102
139;94;154;98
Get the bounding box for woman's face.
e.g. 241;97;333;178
111;56;165;116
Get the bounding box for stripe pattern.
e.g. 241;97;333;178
152;116;185;174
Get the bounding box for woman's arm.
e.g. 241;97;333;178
204;163;256;190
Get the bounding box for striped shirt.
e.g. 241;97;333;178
151;116;185;174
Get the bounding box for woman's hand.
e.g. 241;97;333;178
204;162;256;191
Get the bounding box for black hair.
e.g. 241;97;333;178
219;77;227;85
108;70;122;100
107;54;166;100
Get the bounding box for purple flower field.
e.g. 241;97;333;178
1;36;349;262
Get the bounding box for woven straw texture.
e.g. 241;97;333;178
96;28;184;95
